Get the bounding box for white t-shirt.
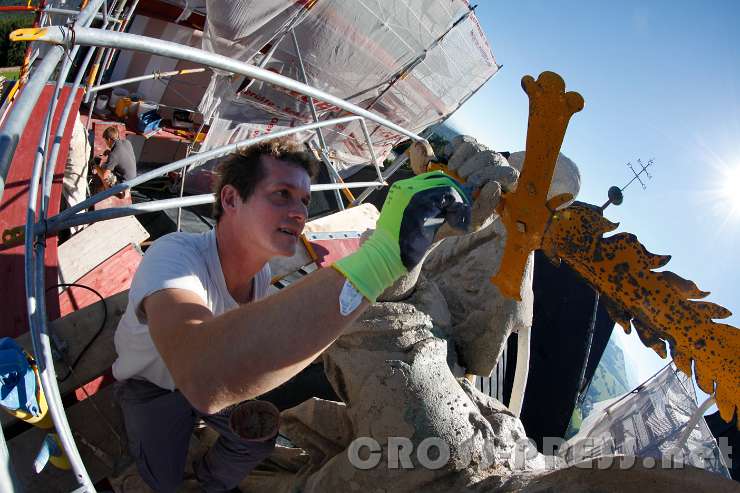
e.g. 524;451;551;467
112;228;271;390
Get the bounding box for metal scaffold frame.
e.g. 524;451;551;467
0;3;428;490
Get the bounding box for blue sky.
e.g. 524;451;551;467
449;2;740;402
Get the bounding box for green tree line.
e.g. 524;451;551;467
0;10;34;68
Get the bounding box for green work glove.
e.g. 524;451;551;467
333;171;471;302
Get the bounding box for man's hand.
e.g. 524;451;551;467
334;171;471;301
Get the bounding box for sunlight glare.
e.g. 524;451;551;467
717;165;740;219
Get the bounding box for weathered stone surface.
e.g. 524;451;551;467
466;164;519;192
443;135;478;160
378;261;426;302
279;398;353;467
448;141;487;172
423;218;535;376
305;303;479;491
243;136;647;493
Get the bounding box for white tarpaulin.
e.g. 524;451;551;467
560;364;730;478
195;0;498;174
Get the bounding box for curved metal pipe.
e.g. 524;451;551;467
31;26;427;144
89;67;206;93
676;396;716;449
0;51;63;203
46;115;365;233
48;179;386;232
22;2;107;490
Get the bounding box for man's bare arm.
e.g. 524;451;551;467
146;172;470;414
145;267;367;414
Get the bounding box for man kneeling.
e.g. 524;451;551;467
113;137;470;491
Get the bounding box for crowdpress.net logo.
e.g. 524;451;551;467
346;435;733;472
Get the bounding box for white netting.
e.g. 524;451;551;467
560;364;730;478
196;0;498;174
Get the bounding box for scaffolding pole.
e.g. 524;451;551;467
45;116;371;234
28;26;426;144
46;179;387;232
21;2;107;491
90;67;206;93
289;28;347;211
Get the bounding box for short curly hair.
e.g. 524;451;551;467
212;138;320;222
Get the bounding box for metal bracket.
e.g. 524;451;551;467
304;231;361;242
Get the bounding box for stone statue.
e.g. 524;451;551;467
241;71;738;491
241;133;737;492
242;137;571;492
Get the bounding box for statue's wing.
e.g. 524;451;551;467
542;203;740;425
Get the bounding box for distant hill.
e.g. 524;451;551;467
566;335;632;437
584;339;631;403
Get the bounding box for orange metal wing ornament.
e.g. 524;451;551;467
487;71;740;426
540;204;740;424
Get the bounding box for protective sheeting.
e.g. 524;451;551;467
560;364;730;478
160;0;208;20
197;0;498;174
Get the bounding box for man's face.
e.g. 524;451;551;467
227;156;311;259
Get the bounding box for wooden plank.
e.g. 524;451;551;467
302;203;378;235
7;384;128;493
92;190;133;211
58;245;142;317
304;237;362;268
268;245;314;283
269;204;379;282
2;292;128;429
0;84;84;337
57;216;148;286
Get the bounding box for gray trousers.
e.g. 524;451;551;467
116;379;275;492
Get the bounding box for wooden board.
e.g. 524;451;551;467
0;84;84;338
2;292;128;429
58;244;142;317
303;235;362;268
57;216;148;286
92;191;132;211
268;246;314;283
269;204;379;282
7;384;128;493
302;203;378;235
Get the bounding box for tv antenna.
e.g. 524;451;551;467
601;158;655;211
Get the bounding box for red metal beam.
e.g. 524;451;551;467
0;6;35;12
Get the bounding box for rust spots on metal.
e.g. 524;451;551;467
542;203;740;425
491;71;584;300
